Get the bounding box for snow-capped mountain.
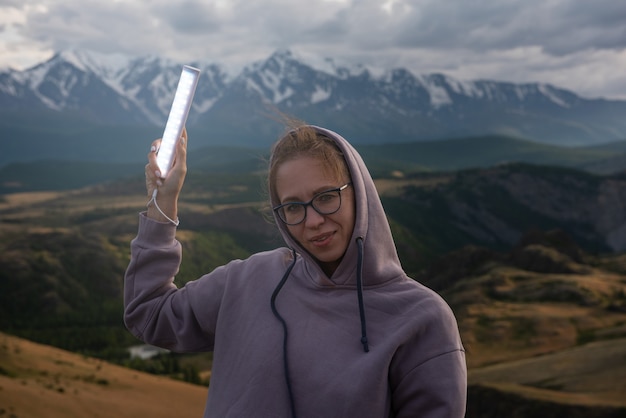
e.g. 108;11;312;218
1;48;626;155
0;49;230;125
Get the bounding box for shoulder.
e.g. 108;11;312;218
380;275;455;315
228;247;294;269
386;277;466;384
375;275;462;344
408;277;460;331
212;247;295;280
184;247;294;301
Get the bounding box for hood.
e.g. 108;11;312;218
269;125;405;287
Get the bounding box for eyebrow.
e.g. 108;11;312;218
280;185;339;204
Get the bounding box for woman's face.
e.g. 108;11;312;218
275;156;355;276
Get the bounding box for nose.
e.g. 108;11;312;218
304;205;325;228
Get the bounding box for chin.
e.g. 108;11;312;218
311;251;344;272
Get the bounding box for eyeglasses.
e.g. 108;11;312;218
273;183;351;226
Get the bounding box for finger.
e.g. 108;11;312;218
145;162;160;184
148;140;160;166
178;133;187;155
147;139;163;177
177;129;188;156
148;139;162;159
145;163;156;197
181;127;188;145
172;135;188;175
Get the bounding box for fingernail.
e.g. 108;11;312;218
155;170;161;178
156;180;163;187
150;145;156;152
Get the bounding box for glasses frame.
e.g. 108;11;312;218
273;183;351;226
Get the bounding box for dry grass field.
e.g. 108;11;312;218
0;332;207;418
450;265;626;368
442;257;626;411
0;187;212;417
3;177;626;415
469;338;626;408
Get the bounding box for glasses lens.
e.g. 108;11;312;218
312;190;341;215
276;187;346;225
279;203;306;225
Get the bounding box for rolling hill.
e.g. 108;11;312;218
0;332;207;418
2;161;626;416
2;331;625;418
3;133;626;194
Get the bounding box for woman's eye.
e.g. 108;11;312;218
316;193;336;203
285;204;301;213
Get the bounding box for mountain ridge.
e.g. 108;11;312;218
1;49;625;155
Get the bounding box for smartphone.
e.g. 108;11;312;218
156;65;201;178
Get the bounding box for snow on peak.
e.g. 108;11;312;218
311;85;332;104
57;49;132;77
538;83;571;108
445;76;484;99
415;74;452;108
269;48;295;61
270;49;377;80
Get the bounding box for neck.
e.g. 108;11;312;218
319;258;341;277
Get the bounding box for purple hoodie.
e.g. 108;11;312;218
124;126;467;417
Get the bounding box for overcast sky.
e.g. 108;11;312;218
1;0;625;99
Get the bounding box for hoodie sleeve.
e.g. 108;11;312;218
393;350;467;418
390;289;467;418
123;213;219;352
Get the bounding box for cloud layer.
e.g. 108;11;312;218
1;0;625;99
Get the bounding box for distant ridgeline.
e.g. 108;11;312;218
2;161;626;346
1;48;626;167
3;133;626;194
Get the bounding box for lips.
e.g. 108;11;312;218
309;231;335;247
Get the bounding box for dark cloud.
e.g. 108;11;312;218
1;0;625;98
366;0;626;56
13;0;625;58
156;1;222;34
300;10;351;45
0;0;23;6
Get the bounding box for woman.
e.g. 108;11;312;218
124;124;467;417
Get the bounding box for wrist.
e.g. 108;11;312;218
146;190;179;226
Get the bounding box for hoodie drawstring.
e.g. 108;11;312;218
271;242;370;417
356;237;370;353
271;248;298;418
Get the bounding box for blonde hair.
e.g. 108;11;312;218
268;122;350;205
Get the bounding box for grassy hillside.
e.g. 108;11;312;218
2;163;626;415
2;331;625;418
429;230;626;415
469;338;626;408
0;175;278;356
357;135;621;175
0;332;207;418
430;242;626;368
0;160;141;193
379;163;626;273
3;134;626;194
